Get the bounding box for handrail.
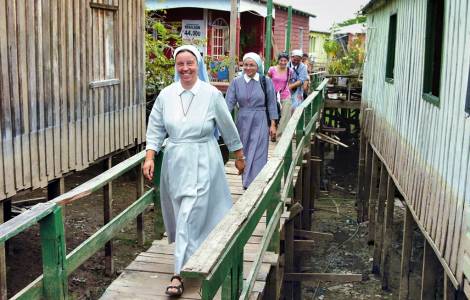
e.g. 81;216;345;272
181;78;329;299
1;150;163;300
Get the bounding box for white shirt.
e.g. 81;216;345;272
243;73;260;83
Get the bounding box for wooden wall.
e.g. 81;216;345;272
362;0;470;283
0;0;146;201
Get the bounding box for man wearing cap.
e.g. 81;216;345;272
288;49;309;109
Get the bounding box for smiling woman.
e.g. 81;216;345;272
143;45;245;297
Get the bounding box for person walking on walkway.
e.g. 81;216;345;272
288;49;309;109
225;52;278;189
267;52;292;137
143;45;245;297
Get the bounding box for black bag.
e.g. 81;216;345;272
218;137;229;165
260;75;281;127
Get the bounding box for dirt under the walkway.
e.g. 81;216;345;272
300;144;434;300
7;152;163;299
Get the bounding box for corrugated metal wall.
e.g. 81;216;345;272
362;0;470;281
0;0;146;200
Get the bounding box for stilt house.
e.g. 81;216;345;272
361;0;470;295
0;0;146;201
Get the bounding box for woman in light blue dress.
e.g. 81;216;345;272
143;45;245;297
225;53;278;189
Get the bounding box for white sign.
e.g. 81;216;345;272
181;20;206;53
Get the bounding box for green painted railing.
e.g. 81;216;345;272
0;150;164;300
310;71;327;90
0;78;328;299
181;78;329;299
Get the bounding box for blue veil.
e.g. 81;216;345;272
173;45;209;82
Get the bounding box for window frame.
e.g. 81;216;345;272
385;13;398;83
422;0;445;107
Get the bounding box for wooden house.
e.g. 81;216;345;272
309;30;329;67
145;0;314;72
0;0;146;202
361;0;470;296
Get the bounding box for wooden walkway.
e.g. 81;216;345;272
100;143;287;299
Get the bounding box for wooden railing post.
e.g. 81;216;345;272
267;176;282;253
103;157;114;275
40;206;67;300
136;160;145;245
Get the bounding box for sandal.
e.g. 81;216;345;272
165;275;184;297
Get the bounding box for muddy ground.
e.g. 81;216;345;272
300;144;439;300
7;151;163;299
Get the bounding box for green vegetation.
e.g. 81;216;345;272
145;12;182;97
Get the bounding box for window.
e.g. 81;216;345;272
299;28;304;50
89;2;119;88
385;14;397;82
211;18;229;59
311;37;317;51
466;67;470;114
423;0;444;106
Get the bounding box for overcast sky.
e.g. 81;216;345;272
275;0;370;32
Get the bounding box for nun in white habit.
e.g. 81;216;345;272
143;45;245;296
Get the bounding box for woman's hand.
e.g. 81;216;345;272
143;159;155;181
143;150;156;181
270;123;277;142
235;158;245;175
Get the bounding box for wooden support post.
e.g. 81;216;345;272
284;218;294;299
311;138;321;202
381;176;395;290
0;202;6;300
136;160;145;246
301;155;311;230
293;167;303;230
443;274;456;300
363;143;373;222
103;157;114;276
368;152;379;243
421;240;439;299
47;177;65;200
356;131;366;222
399;205;415;300
372;165;388;274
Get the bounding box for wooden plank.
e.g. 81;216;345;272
0;202;7;298
90;2;119;11
66;0;76;171
294;230;333;241
51;0;61;177
324;100;361;109
65;189;154;275
0;202;57;242
284;273;363;283
399;206;415;300
0;0;16;196
6;0;25;189
51;151;144;205
58;0;68;174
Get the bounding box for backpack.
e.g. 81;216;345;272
260;75;281;127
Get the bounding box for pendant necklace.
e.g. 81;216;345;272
179;92;195;122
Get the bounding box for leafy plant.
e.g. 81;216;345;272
145;11;183;97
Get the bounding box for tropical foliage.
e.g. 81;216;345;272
145;12;182;97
